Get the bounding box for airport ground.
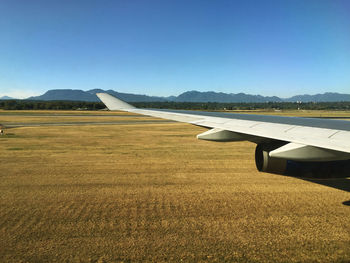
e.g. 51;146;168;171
0;110;349;262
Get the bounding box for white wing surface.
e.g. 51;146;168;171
96;93;350;174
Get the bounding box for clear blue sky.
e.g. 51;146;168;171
0;0;349;98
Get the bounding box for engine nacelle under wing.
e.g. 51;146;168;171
255;143;287;174
255;143;350;177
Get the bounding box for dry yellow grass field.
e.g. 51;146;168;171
0;110;350;262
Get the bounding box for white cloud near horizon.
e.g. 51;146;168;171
0;90;42;99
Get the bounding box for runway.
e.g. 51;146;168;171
0;112;175;129
0;113;146;117
2;110;349;129
1;120;175;128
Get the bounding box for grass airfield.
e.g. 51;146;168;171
0;110;350;262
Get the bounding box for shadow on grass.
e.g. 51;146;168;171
280;160;350;205
342;200;350;206
290;177;350;206
305;176;350;206
302;177;350;193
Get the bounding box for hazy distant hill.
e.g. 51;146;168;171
86;89;167;102
173;91;282;102
27;89;167;102
27;89;97;101
23;89;350;102
285;92;350;102
0;96;16;100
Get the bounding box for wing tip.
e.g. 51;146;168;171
96;93;135;110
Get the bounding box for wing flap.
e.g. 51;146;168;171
269;142;350;161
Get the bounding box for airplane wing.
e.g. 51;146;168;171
96;93;350;175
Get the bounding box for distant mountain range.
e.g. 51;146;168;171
26;89;167;102
2;89;350;102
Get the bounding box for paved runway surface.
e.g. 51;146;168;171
1;120;174;128
1;111;348;129
0;113;146;117
0;112;175;128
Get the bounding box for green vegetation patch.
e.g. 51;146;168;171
1;99;350;111
7;147;24;151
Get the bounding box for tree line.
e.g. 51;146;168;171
0;100;105;110
1;100;350;111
